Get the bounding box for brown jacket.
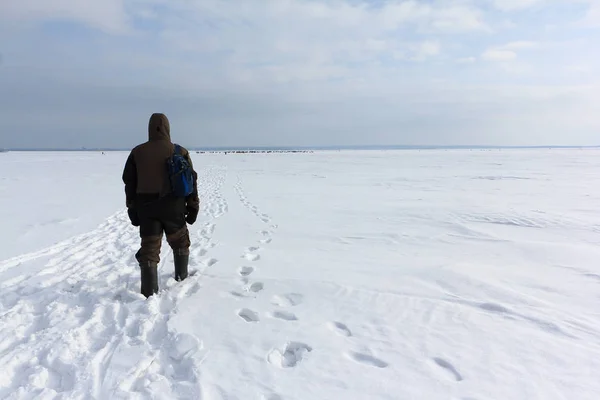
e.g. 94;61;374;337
122;113;199;212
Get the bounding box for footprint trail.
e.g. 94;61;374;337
0;165;229;398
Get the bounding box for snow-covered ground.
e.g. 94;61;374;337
1;149;600;400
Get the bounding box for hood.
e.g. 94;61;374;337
148;113;171;141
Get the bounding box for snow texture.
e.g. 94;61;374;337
1;149;600;399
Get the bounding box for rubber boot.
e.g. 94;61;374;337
140;262;159;298
174;253;189;282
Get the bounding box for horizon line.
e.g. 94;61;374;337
2;144;600;152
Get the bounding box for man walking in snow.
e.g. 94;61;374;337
122;113;200;298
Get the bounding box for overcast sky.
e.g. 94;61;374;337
0;0;598;149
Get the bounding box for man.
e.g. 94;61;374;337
122;113;200;298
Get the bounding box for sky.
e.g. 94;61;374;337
0;0;598;149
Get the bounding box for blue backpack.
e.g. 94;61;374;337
167;144;194;197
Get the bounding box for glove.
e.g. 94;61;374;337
127;207;140;227
185;206;198;225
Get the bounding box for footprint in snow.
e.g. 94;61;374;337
478;302;509;314
229;291;247;299
204;258;218;267
238;266;255;277
170;279;201;301
271;311;298;321
261;394;283;400
246;282;264;293
168;333;202;361
159;296;176;314
329;321;352;337
190;247;207;261
238;309;260;323
348;352;389;369
271;293;303;308
260;237;272;244
268;342;312;368
582;272;600;281
432;357;463;382
243;253;260;262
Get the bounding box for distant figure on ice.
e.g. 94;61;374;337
122;113;200;298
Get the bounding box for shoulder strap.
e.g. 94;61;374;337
174;144;181;155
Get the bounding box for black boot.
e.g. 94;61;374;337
174;253;189;282
140;262;159;298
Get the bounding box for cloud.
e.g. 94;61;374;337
491;0;545;11
456;57;477;64
0;0;130;34
482;49;518;61
565;63;594;73
1;73;597;148
501;41;539;50
0;0;598;147
393;40;442;62
481;40;539;62
581;2;600;27
413;41;442;60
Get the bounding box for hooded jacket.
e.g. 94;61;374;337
122;113;199;212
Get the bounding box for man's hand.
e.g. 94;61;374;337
127;208;140;226
185;206;198;225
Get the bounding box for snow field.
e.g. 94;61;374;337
1;149;600;399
